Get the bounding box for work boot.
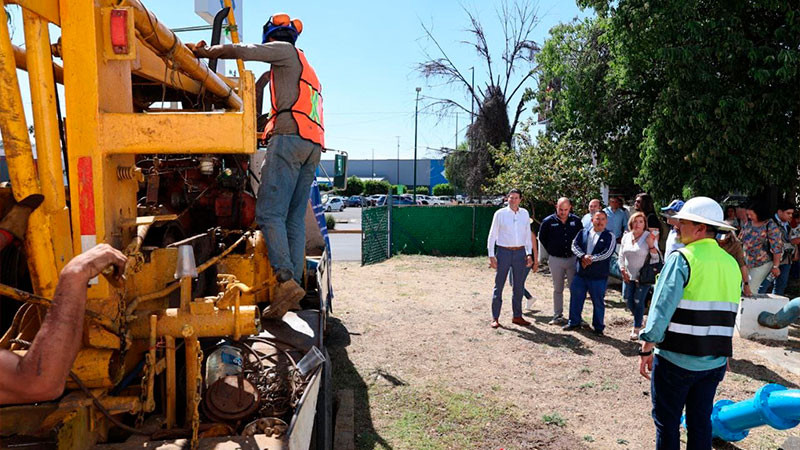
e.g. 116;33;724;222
262;279;305;319
0;194;44;240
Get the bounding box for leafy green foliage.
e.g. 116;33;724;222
325;214;336;230
535;17;643;190
542;412;567;427
414;186;429;194
540;1;800;202
390;184;406;194
364;180;391;195
492;125;603;211
432;183;455;196
343;176;365;196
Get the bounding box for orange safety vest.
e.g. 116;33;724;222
262;48;325;147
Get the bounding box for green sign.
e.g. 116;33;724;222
333;153;348;189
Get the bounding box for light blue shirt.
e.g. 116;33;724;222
639;251;728;371
581;213;592;229
604;206;628;239
664;229;684;259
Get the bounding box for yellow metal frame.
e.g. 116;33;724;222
0;0;270;446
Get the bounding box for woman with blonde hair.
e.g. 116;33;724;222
618;212;662;339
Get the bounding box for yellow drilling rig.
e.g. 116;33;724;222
0;1;334;448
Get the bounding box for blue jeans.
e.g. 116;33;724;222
622;281;650;328
255;135;322;284
651;355;726;450
758;263;791;296
508;266;532;298
567;275;607;332
790;259;800;279
491;247;525;319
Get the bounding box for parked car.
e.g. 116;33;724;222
434;196;454;205
345;195;367;207
377;195;415;206
367;194;383;206
415;195;432;205
324;196;345;212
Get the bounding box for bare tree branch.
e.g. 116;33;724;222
418;21;486;118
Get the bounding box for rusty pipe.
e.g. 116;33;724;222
146;314;157;412
22;10;73;276
165;335;176;429
12;43;64;84
117;0;242;110
0;3;57;297
128;305;260;339
182;326;199;427
0;282;117;332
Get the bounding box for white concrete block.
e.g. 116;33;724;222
736;294;790;341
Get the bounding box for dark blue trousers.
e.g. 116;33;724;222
566;274;607;331
492;247;525;320
651;355;726;450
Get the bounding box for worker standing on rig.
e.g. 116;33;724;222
637;196;741;450
189;13;324;318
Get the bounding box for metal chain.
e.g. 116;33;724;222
116;282;130;358
135;352;150;428
190;344;204;450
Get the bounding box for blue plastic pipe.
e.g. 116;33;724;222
758;297;800;329
710;384;800;442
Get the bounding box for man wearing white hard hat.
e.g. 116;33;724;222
637;196;740;450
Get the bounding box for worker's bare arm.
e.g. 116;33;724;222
0;244;127;405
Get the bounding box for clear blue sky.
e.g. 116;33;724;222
6;1;589;161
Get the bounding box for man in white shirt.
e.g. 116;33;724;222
581;199;602;229
487;189;534;328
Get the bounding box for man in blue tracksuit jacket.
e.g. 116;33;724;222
563;211;616;334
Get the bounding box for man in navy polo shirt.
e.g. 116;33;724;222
538;197;584;325
563;211;616;335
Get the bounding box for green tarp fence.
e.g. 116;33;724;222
361;205;390;265
361;205;500;264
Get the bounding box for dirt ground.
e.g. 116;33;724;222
327;255;800;450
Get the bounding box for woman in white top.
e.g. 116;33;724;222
619;212;662;340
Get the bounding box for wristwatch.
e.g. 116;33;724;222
638;349;653;357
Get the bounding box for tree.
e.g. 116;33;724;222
364;180;391;195
414;186;429;195
492;123;603;211
535;17;644;190
390;184;406;194
418;1;542;195
343;176;365;196
432;183;455;196
572;0;800;201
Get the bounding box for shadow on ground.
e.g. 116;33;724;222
728;358;799;389
326;316;392;450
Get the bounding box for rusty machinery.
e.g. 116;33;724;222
0;0;330;448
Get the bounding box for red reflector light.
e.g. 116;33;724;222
110;9;128;54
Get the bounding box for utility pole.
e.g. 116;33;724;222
455;113;458;149
414;87;421;203
395;136;400;186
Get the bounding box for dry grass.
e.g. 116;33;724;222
328;255;800;449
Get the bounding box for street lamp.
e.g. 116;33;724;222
414;87;421;204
